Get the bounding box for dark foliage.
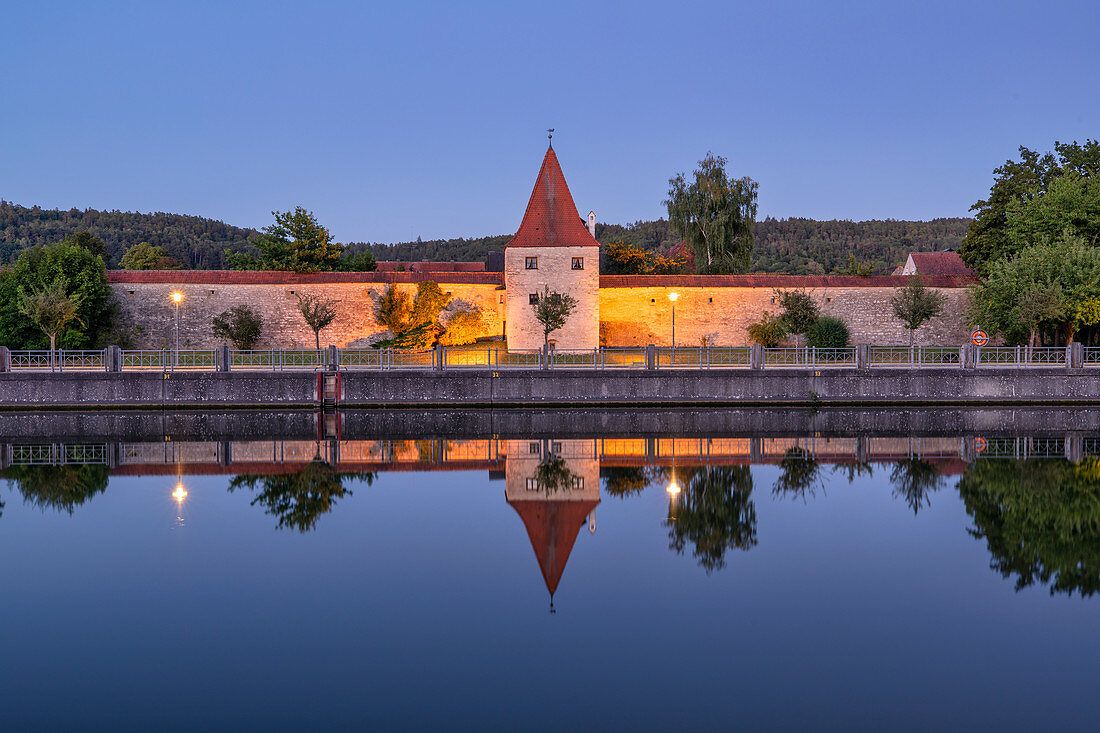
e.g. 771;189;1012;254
805;315;850;348
666;466;757;573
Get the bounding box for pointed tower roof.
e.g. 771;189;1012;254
508;498;599;596
506;146;599;248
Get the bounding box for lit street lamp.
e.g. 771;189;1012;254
170;291;183;355
668;292;679;349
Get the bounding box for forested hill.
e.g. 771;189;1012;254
1;200;969;274
0;201;259;268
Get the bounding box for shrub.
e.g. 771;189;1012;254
212;305;263;350
439;309;486;346
776;289;819;338
805;316;850;348
376;285;411;333
747;311;788;347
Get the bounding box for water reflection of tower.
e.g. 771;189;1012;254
504;438;600;612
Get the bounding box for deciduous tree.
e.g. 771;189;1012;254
18;280;83;359
890;275;947;346
531;286;577;349
666;153;758;274
211;305;263;349
120;241;181;270
231;207;344;273
296;293;339;350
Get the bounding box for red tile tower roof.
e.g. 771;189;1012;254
506;146;599;248
508;498;599;598
906;251;974;277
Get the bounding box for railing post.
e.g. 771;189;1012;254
750;344;763;370
106;345;121;373
0;346;9;372
435;343;444;371
646;344;656;370
219;345;230;372
327;345;337;372
1069;342;1083;369
856;344;868;370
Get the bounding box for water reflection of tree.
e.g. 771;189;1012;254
889;458;944;515
1;464;109;515
959;458;1100;597
534;454;577;495
831;462;873;484
772;447;823;501
228;460;375;533
600;466;652;498
667;466;757;573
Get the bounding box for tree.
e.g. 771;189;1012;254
968;232;1100;345
888;459;944;515
120;241;181;270
409;282;452;329
666;153;758;274
772;447;823;501
296;293;339;350
666;466;757;573
602;239;685;275
531;286;577;349
805;315;850;348
439;308;486;346
211;305;263;349
336;247;378;272
890;275;947;346
835;253;874;276
230;206;344;273
0;241;111;349
959;140;1100;276
776;289;819;346
376;285;412;333
600;466;652;497
18;280;83;361
747;311;788;347
61;230;110;263
2;464;109;515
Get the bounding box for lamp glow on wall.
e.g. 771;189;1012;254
668;291;679;349
170;291;183;353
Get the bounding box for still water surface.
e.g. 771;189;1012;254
1;427;1097;731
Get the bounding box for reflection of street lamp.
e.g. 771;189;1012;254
668;292;679;348
170;291;183;353
173;481;187;503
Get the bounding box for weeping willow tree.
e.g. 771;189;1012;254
666;153;758;274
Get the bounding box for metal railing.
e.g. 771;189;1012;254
763;347;857;367
8;344;1098;374
657;346;750;369
231;349;325;370
868;346;961;367
120;349;219;370
975;346;1067;366
9;349;107;371
338;348;435;370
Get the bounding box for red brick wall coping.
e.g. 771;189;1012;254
108;270;505;285
599;274;977;288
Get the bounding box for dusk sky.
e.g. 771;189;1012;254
3;0;1098;243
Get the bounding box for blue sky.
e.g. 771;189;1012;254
2;0;1097;243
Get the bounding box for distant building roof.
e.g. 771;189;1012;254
107;270;503;285
900;251;974;278
506;146;599;249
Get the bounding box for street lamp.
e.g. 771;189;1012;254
170;291;183;354
668;292;679;349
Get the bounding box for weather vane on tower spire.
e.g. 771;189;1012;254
547;128;555;148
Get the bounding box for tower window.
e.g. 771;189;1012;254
529;293;539;305
571;476;585;489
525;256;538;270
572;257;584;270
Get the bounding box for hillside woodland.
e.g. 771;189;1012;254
1;200;967;275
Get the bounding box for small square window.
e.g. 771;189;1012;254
650;298;655;303
571;476;585;489
525;256;538;270
529;293;539;305
572;257;583;270
526;477;539;491
499;294;504;303
552;441;562;454
209;290;216;295
529;442;541;454
825;297;832;303
708;297;713;303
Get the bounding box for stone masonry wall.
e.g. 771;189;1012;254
504;246;600;350
599;285;971;347
111;281;505;349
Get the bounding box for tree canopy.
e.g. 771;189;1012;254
0;240;112;349
531;286;577;348
120;241;181;270
890;275;947;346
666;466;757;573
958;140;1100;277
231;207;345;273
666;153;758;274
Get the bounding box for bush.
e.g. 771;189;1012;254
439;309;486;346
212;305;263;349
805;316;850;348
747;311;788;347
776;289;819;337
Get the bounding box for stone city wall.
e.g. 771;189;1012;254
598;275;974;347
109;271;505;349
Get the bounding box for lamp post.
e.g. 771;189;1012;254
668;292;679;349
170;291;183;356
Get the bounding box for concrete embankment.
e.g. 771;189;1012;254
2;367;1100;409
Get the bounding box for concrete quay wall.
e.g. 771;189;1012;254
3;368;1100;409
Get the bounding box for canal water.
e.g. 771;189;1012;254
1;415;1097;731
